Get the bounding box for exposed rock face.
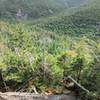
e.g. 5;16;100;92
0;92;76;100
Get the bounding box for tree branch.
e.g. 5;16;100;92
67;76;90;93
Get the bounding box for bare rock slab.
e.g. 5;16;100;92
0;92;76;100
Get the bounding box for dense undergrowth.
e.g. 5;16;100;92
0;20;100;99
0;0;100;100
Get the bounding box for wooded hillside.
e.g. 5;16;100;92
0;0;100;100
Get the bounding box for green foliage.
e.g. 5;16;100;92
36;0;100;37
0;0;85;19
0;20;100;98
0;0;100;99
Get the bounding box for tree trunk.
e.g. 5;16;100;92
0;70;6;92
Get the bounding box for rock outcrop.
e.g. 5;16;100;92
0;92;76;100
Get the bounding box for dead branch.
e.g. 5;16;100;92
65;76;98;99
67;76;90;93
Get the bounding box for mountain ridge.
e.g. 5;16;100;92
0;0;88;19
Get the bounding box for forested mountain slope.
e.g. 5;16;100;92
0;0;87;19
0;0;100;99
37;0;100;35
